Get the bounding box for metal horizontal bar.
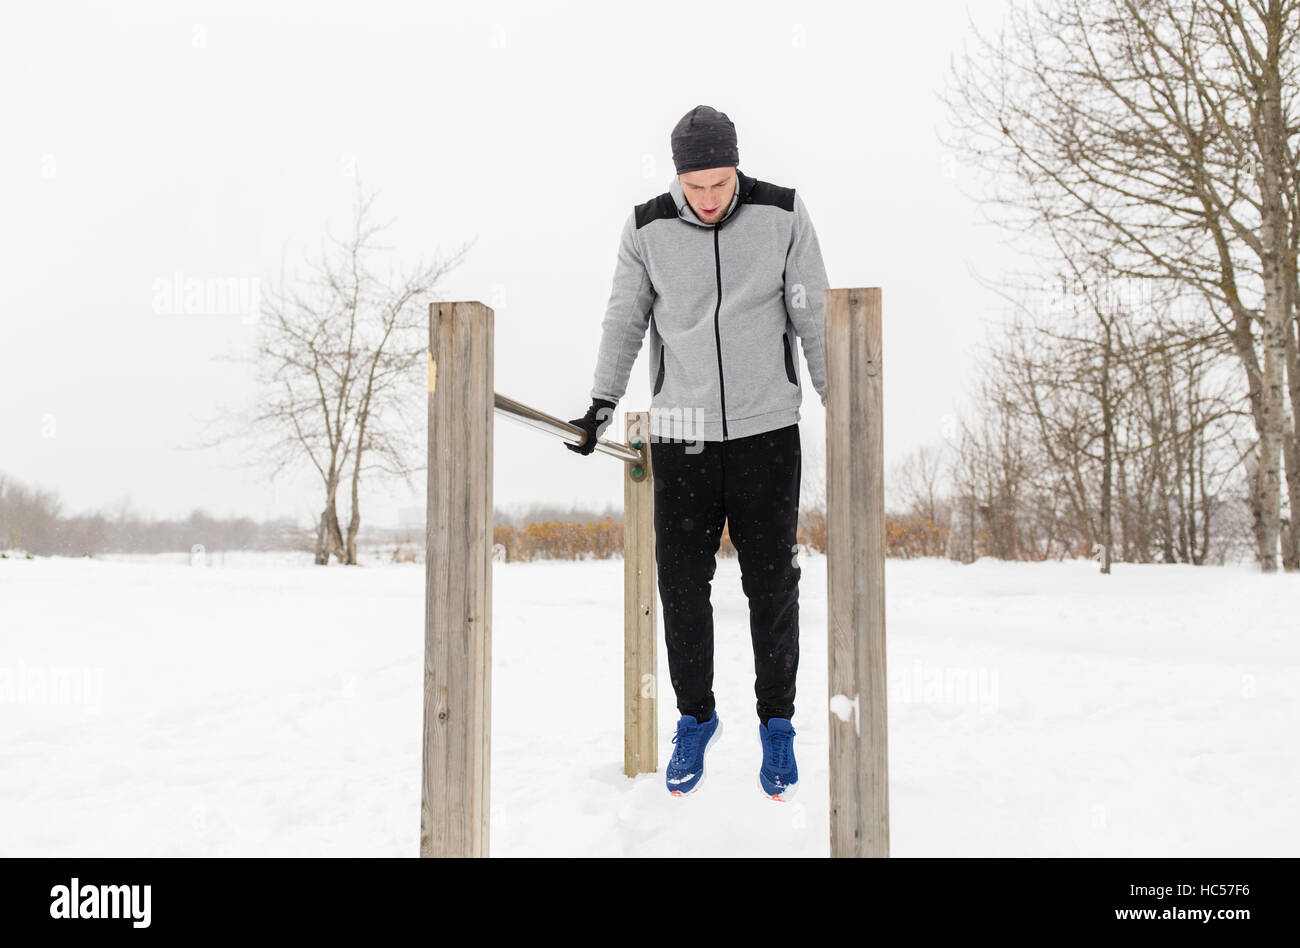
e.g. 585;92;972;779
494;392;643;465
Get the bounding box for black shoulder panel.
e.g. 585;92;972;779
742;176;796;213
635;192;677;229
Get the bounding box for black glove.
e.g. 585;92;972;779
565;398;617;456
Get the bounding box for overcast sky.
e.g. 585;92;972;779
1;0;1024;527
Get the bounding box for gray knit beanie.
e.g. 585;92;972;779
671;105;739;174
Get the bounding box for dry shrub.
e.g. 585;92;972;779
493;516;623;562
886;513;947;559
492;505;951;563
798;506;826;553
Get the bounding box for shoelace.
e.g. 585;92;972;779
671;722;701;767
765;728;795;770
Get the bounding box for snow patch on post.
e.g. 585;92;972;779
829;693;860;736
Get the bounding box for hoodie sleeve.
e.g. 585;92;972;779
590;211;656;406
784;192;830;407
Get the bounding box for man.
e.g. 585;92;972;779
566;105;830;801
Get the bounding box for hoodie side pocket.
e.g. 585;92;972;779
782;331;798;386
653;342;666;395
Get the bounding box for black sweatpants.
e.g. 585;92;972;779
649;423;802;726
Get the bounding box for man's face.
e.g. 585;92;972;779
679;167;736;224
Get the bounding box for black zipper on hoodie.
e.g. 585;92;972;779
712;220;728;440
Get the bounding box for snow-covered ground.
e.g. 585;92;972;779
1;552;1296;857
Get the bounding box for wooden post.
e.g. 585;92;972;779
623;411;657;776
422;301;493;858
825;287;889;858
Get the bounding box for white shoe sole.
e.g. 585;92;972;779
667;717;723;797
759;774;799;802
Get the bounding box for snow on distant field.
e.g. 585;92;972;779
1;552;1296;857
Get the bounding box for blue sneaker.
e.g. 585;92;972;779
666;713;722;796
759;718;798;800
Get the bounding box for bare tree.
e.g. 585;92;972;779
254;184;471;564
890;443;954;558
944;0;1300;571
892;443;949;527
0;473;62;554
951;355;1055;561
961;260;1249;567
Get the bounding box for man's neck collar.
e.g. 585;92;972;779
670;168;752;225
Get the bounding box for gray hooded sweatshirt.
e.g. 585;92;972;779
589;168;829;442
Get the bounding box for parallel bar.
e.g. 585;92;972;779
494;392;641;464
825;287;889;859
623;411;656;777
